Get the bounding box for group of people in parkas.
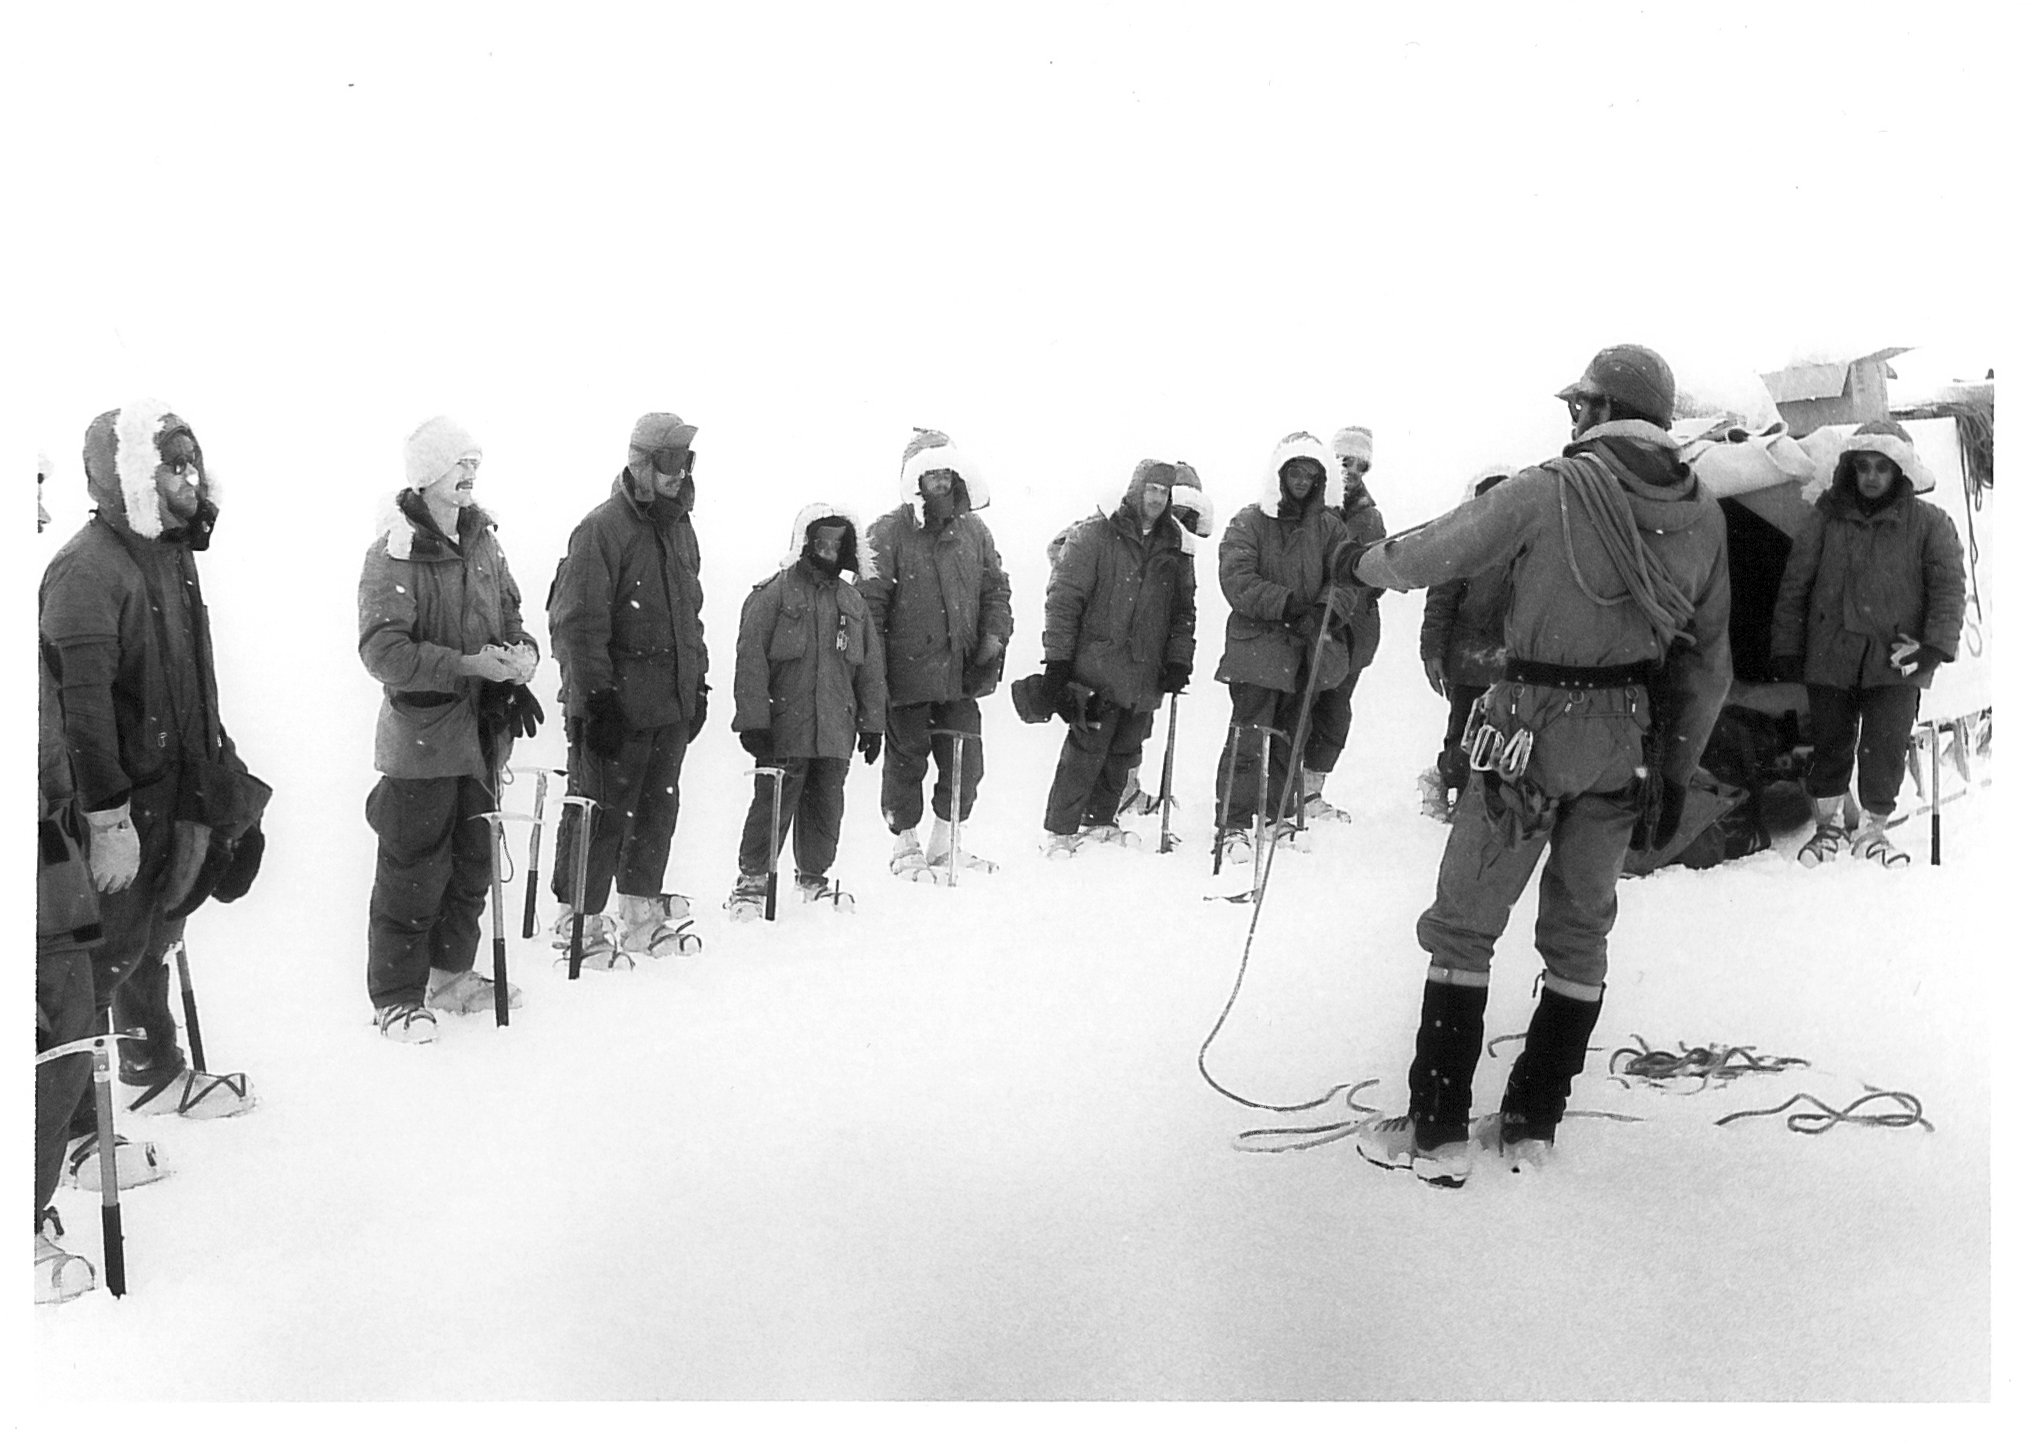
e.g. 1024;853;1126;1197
37;349;1968;1302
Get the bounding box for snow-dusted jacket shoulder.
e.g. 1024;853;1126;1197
1769;480;1965;691
547;475;708;731
734;558;887;758
860;503;1013;705
40;515;236;810
1042;503;1194;712
359;492;532;780
1358;422;1732;787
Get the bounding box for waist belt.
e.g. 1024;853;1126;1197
1504;658;1658;690
395;690;459;707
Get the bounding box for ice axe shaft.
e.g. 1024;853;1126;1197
748;765;787;920
521;770;551;938
171;939;205;1074
930;727;980;888
1157;693;1179;854
34;1033;140;1299
560;795;598;979
1214;720;1242;876
479;811;513;1026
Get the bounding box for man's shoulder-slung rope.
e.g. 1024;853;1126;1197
1547;452;1696;653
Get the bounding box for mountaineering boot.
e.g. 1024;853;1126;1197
1355;974;1489;1189
1122;786;1166;817
35;1209;96;1306
1851;810;1910;868
64;1131;171;1191
725;873;768;922
1301;769;1352;823
618;893;699;956
1078;823;1141;850
552;905;622;969
1495;974;1605;1169
1217;829;1256;868
428;966;523;1015
120;1064;257;1120
1041;831;1082;860
1797;793;1849;867
1268;819;1313;853
795;872;854;910
889;826;937;881
927;815;998;873
374;1001;438;1044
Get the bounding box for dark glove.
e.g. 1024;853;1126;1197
1159;661;1191;695
1042;658;1074;704
1290;603;1328;641
962;649;1005;698
1631;777;1687;853
582;688;628;760
211;824;265;903
1280;591;1310;625
1915;644;1953;672
858;730;883;765
687;683;710;742
1770;655;1804;684
479;681;545;739
1327;535;1372;586
739;728;774;760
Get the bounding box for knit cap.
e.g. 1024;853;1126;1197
1332;425;1374;464
405;416;481;487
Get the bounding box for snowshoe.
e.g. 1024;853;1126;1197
1352;1113;1472;1189
35;1210;96;1306
121;1066;257;1120
374;1001;439;1045
552;910;625;970
795;874;855;910
427;967;523;1015
64;1132;171;1191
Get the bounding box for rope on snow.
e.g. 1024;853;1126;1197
1607;1035;1810;1088
1713;1088;1933;1135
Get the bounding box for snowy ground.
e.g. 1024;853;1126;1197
31;576;1995;1402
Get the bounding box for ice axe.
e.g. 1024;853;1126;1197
558;794;599;978
1157;692;1180;854
929;727;981;889
520;769;553;938
748;764;787;920
170;938;206;1073
35;1031;143;1297
477;807;533;1027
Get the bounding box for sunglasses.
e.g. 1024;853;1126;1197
1565;392;1607;422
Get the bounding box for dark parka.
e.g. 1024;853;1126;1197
38;640;100;950
1358;421;1733;793
734;513;888;758
1042;486;1195;713
1419;472;1514;687
1770;467;1965;692
1334;484;1388;671
861;444;1013;706
359;491;535;780
548;474;709;732
1214;432;1355;693
41;406;245;813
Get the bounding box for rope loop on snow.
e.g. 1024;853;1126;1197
1712;1088;1933;1135
1232;1081;1382;1152
1607;1034;1810;1088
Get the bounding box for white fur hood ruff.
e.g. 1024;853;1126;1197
1255;431;1336;518
780;502;864;578
372;490;494;560
82;397;217;539
898;432;992;524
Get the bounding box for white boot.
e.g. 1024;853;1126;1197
35;1211;96;1306
1851;811;1910;868
1797;794;1848;867
889;826;927;876
1301;769;1351;823
927;816;997;873
617;893;697;956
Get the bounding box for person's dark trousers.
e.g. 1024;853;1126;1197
88;773;189;1086
738;754;850;880
37;944;95;1224
365;773;495;1010
551;721;689;912
1043;700;1154;834
881;697;984;832
1215;682;1307;831
1303;667;1361;774
1805;682;1921;815
1437;683;1483;792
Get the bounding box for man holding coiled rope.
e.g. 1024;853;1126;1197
1332;345;1733;1187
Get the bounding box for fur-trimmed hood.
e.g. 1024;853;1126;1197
82;398;214;540
1831;419;1935;503
1460;462;1517;504
372;489;499;560
781;502;863;578
898;428;991;523
1255;431;1336;518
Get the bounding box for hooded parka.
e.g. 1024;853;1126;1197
861;434;1014;705
1770;436;1965;692
733;508;888;758
1214;432;1355;693
359;491;535;780
549;470;709;733
1042;467;1196;713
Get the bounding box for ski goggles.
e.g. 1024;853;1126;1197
650;447;694;476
